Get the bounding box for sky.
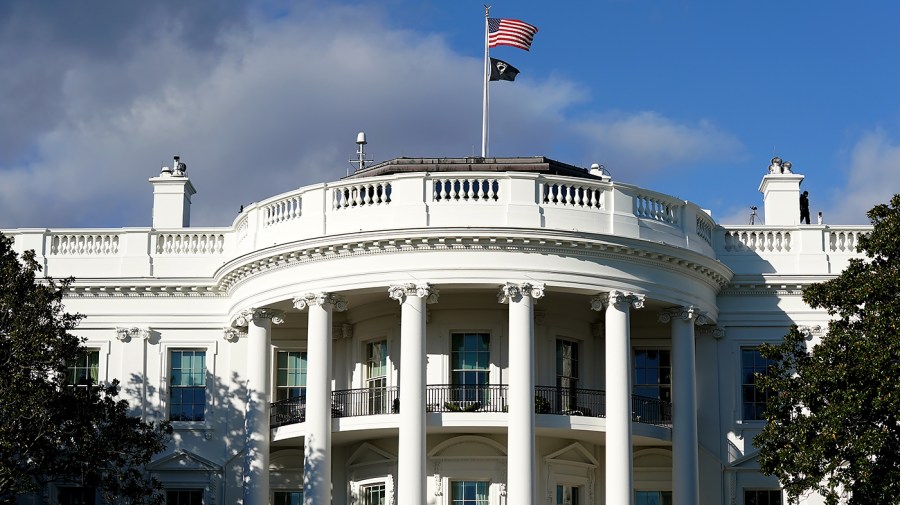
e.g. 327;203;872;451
1;0;898;229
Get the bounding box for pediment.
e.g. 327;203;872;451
545;442;599;468
634;448;673;469
428;436;507;459
148;449;221;472
729;451;761;470
348;442;397;468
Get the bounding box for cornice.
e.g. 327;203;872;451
64;284;225;299
215;228;732;295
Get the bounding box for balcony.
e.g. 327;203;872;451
270;385;672;428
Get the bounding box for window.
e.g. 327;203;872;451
633;349;671;402
169;350;206;422
556;484;580;505
635;491;672;505
744;489;782;505
450;480;489;505
58;487;96;505
366;340;388;414
166;489;203;505
361;483;386;505
276;351;307;402
742;347;776;421
66;349;99;386
450;333;490;405
274;490;303;505
556;339;579;411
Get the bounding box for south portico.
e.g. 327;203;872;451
228;281;714;505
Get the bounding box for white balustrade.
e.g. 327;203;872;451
50;233;120;255
263;195;302;227
333;182;391;209
431;177;499;202
829;229;864;253
155;233;225;255
634;193;680;225
695;214;714;246
236;215;249;244
722;229;791;253
541;181;604;209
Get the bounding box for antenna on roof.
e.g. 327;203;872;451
349;132;374;175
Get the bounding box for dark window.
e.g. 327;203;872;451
744;489;782;505
170;350;206;421
556;339;579;411
742;347;776;421
66;349;99;386
166;489;203;505
276;351;307;402
635;491;672;505
450;481;489;505
633;349;671;402
58;487;96;505
274;490;303;505
450;333;490;404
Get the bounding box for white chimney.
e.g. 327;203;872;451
149;155;196;228
758;156;804;226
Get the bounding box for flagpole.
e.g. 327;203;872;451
481;5;490;158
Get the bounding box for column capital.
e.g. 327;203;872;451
497;282;545;304
658;306;708;325
233;307;285;327
696;324;726;339
115;327;152;342
223;327;247;342
388;283;439;304
292;292;348;312
590;290;645;311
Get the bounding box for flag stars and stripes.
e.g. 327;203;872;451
488;18;539;51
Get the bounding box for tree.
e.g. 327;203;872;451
754;194;900;504
0;233;172;504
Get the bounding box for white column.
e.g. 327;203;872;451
236;308;284;505
660;307;703;505
592;290;644;505
500;282;545;505
294;293;348;505
389;283;439;505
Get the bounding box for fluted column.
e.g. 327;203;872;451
389;283;439;505
592;290;644;505
659;307;704;505
294;293;348;505
500;282;545;505
235;308;284;505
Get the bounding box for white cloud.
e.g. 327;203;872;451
826;128;900;225
0;3;746;229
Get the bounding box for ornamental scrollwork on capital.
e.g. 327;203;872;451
590;290;644;311
433;462;442;496
223;327;246;342
658;306;708;325
115;327;151;342
292;293;348;312
696;325;726;339
497;282;545;304
798;324;823;340
233;308;285;327
388;283;439;304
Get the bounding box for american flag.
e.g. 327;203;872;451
488;18;539;51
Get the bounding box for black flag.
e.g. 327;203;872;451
489;57;520;82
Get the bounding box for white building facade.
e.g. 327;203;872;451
6;156;867;505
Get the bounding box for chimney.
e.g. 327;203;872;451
149;155;197;228
758;156;804;226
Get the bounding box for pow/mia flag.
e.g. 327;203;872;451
489;57;520;82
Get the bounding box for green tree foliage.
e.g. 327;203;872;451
0;233;171;503
755;194;900;505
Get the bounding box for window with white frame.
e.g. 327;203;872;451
556;484;581;505
273;490;303;505
166;489;203;505
276;351;307;402
450;333;490;405
366;340;388;414
744;489;782;505
635;490;672;505
66;349;99;386
450;480;489;505
741;347;776;421
169;350;206;422
360;483;386;505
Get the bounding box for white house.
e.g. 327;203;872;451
6;152;866;505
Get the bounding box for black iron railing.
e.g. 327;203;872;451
534;385;605;417
425;384;508;413
332;387;400;417
270;385;671;427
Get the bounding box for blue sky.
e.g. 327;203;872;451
1;0;898;228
